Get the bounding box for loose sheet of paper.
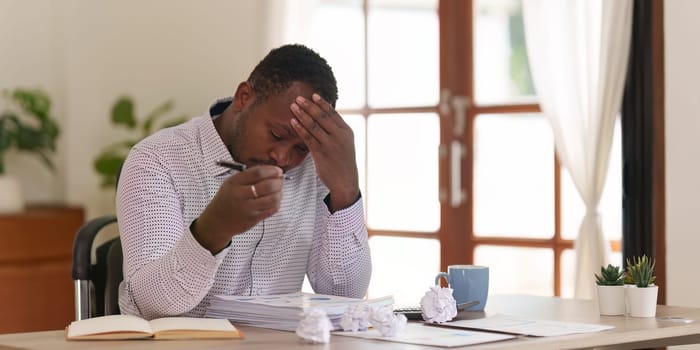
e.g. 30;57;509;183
334;323;516;348
435;314;614;337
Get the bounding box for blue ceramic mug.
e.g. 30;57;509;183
435;265;489;311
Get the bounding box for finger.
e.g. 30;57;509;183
294;96;336;134
312;93;346;128
290;103;328;147
234;165;283;186
248;176;283;199
290;108;322;150
248;191;282;216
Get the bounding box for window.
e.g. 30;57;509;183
295;0;621;303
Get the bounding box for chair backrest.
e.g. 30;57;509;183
72;164;123;320
71;215;120;320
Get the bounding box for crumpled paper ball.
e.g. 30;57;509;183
369;305;407;337
420;286;458;323
340;304;371;332
296;308;333;343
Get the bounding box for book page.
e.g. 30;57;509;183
150;317;241;339
150;317;235;333
66;315;152;339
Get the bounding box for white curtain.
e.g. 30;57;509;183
263;0;318;50
522;0;633;299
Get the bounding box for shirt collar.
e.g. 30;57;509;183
199;97;237;177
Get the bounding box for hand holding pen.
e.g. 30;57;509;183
191;161;284;254
215;160;292;180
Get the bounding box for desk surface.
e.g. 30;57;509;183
2;295;700;350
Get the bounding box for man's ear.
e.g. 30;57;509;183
232;82;255;111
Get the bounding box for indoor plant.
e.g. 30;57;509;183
625;255;658;317
93;96;186;188
0;88;60;213
595;264;626;315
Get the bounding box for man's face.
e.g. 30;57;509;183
228;82;314;172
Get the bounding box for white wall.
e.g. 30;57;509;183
0;1;64;202
666;0;700;310
1;0;268;219
666;1;700;349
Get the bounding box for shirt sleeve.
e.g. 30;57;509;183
116;147;229;320
306;191;372;298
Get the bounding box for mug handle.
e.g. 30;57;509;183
435;272;449;286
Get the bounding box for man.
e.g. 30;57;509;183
117;44;371;320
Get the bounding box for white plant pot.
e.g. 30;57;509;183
626;285;658;317
624;284;635;315
0;175;24;214
596;285;626;315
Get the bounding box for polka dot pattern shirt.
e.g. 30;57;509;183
117;97;371;320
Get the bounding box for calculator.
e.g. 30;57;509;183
393;306;425;320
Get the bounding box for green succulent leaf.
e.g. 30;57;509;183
626;255;656;288
595;264;625;286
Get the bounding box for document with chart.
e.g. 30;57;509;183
430;313;614;337
335;323;516;348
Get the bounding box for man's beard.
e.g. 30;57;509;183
228;108;251;164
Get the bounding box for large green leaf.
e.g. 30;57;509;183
111;97;136;129
94;96;187;189
11;89;51;121
142;100;173;135
15;124;44;150
94;151;127;189
0;115;14;152
0;88;60;174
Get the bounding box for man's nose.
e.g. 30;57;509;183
270;147;291;168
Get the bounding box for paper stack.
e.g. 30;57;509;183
205;292;394;331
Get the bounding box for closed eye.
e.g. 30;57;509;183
271;130;282;140
295;144;309;153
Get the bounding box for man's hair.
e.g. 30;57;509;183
247;44;338;107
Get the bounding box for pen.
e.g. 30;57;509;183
215;160;246;172
215;160;292;180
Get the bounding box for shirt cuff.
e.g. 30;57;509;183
326;196;367;245
176;227;229;272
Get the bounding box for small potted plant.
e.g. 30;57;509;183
625;255;658;317
595;264;625;315
0;88;60;213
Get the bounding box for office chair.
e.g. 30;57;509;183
71;165;123;321
71;215;122;320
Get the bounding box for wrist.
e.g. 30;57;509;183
190;217;229;255
327;188;361;213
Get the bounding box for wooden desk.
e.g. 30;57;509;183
1;295;700;349
0;205;84;334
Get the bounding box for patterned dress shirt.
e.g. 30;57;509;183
117;97;371;320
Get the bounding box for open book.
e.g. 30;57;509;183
65;315;243;340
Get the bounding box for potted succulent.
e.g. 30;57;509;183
625;255;658;317
0;88;60;213
595;264;626;315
